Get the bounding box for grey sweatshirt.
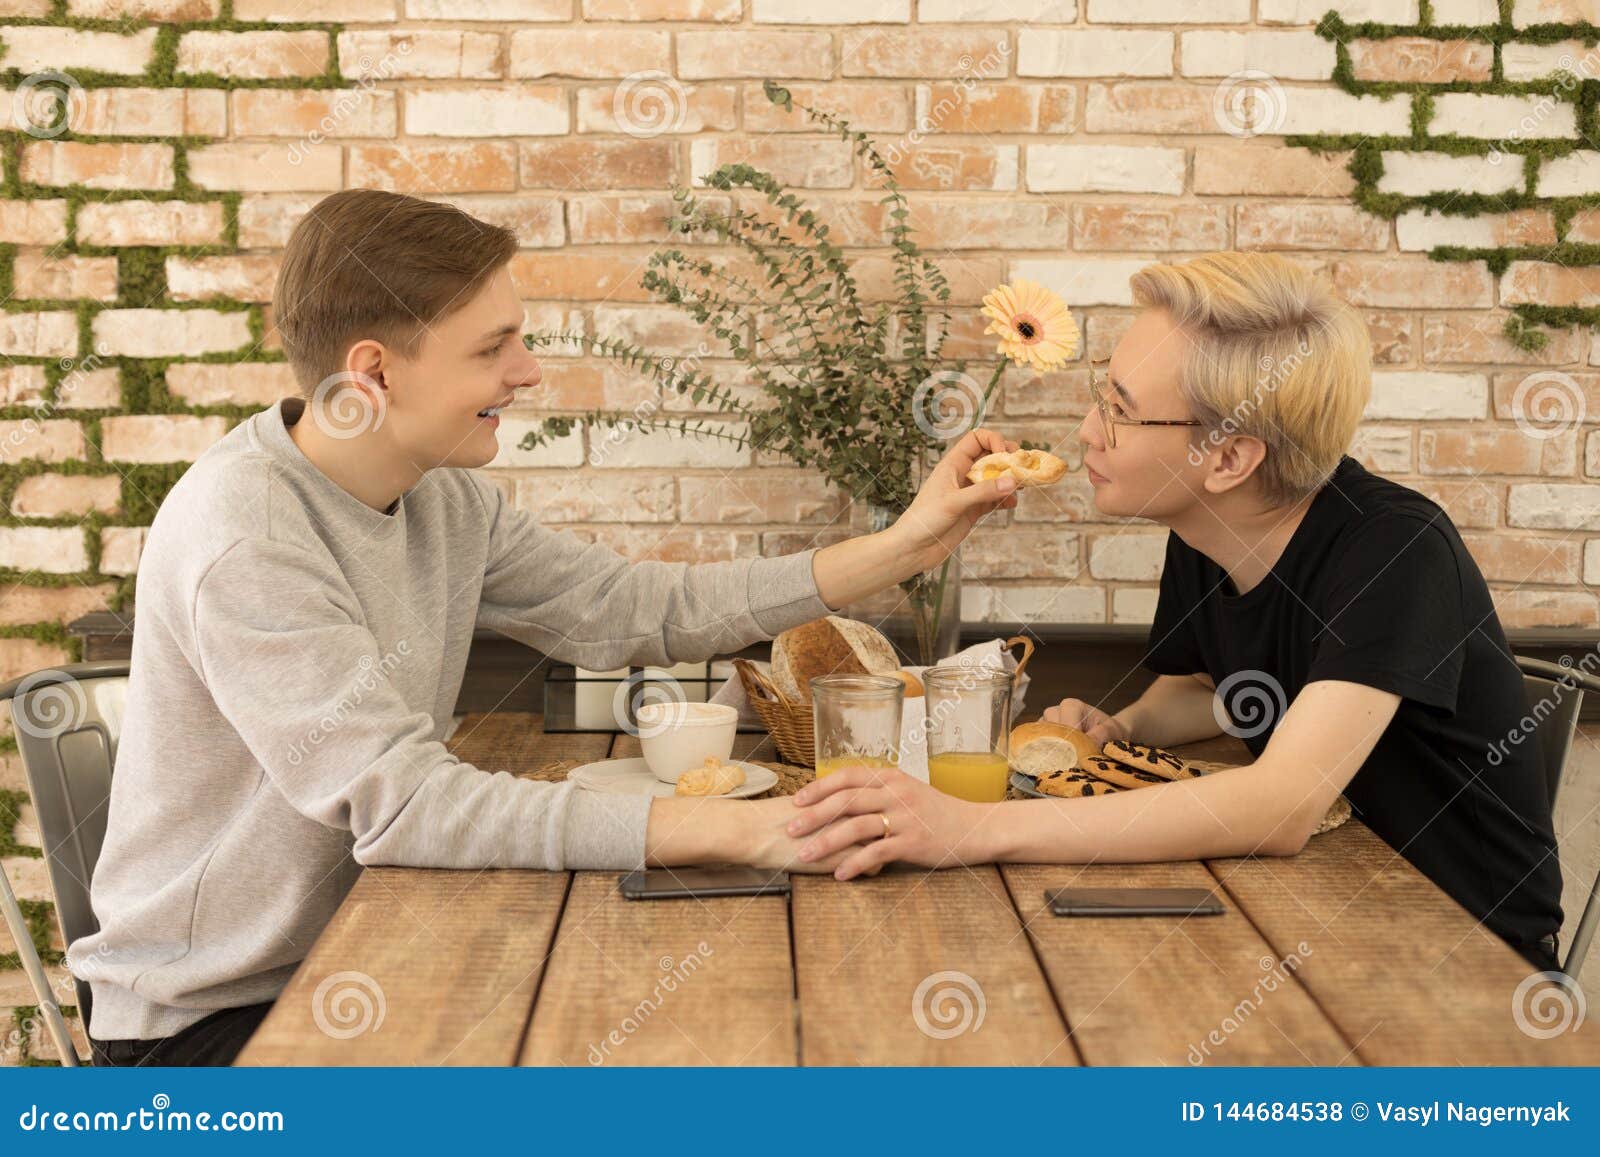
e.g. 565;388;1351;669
69;396;833;1042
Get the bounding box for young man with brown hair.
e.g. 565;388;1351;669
71;189;1020;1065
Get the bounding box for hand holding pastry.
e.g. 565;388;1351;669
966;448;1067;489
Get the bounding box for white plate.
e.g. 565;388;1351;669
567;757;778;799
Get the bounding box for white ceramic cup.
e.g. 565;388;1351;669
636;701;739;782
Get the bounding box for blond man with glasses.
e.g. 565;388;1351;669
790;251;1565;975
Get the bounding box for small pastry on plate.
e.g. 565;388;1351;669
1009;720;1101;778
674;756;747;797
1033;769;1122;798
1101;739;1204;781
966;448;1067;489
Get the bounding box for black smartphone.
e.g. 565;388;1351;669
1046;886;1224;917
619;867;792;900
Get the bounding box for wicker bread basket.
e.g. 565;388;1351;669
733;636;1036;768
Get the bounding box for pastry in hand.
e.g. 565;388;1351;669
674;757;746;797
1101;739;1203;781
966;448;1067;489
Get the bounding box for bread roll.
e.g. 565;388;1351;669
770;615;900;704
967;449;1067;489
888;669;924;698
1009;719;1101;778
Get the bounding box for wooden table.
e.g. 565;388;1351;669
237;713;1598;1067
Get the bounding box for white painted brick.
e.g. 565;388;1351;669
1365;372;1488;421
1025;145;1184;194
1259;0;1416;22
0;312;77;358
1377;151;1522;196
752;0;909;20
405;86;568;137
1088;0;1248;20
0;26;157;74
1018;30;1174;78
0;527;88;574
1430;0;1499;22
1277;90;1410;135
1508;485;1600;531
1396;209;1538;250
0;420;85;465
1584;538;1600;585
961;584;1106;624
1502;41;1594;81
101;415;229;463
1089;533;1165;581
922;0;1073;16
1179;30;1335;79
1429;93;1577;140
589;424;750;470
1513;1;1595;28
92;309;251;357
1349;425;1414;474
98;527;146;576
1111;586;1159;624
487;423;585;469
1539;152;1600;199
1010;258;1149;307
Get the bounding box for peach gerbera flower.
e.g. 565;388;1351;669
980;279;1079;372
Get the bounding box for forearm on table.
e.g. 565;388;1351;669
1115;674;1224;747
811;526;935;611
985;761;1319;864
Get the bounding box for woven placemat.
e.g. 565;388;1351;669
520;758;815;799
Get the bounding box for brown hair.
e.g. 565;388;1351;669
273;189;519;395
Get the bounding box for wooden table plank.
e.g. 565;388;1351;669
236;867;569;1066
1002;862;1354;1066
520;871;797;1065
237;715;611;1066
793;866;1075;1065
1210;821;1600;1065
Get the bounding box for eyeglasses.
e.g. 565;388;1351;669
1087;359;1205;449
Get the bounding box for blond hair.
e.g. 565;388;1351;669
1128;251;1371;505
274;189;519;395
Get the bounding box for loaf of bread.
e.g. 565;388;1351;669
1009;719;1102;778
770;615;900;704
967;449;1067;489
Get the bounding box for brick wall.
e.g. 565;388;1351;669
2;1;1599;1060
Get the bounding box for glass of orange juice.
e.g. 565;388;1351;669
922;666;1013;803
811;674;905;779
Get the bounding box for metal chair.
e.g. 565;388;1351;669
1517;655;1600;978
0;661;129;1067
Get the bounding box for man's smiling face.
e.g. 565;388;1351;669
379;266;543;471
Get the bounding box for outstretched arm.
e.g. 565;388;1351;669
785;679;1402;879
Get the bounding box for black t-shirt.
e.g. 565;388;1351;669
1146;455;1563;954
